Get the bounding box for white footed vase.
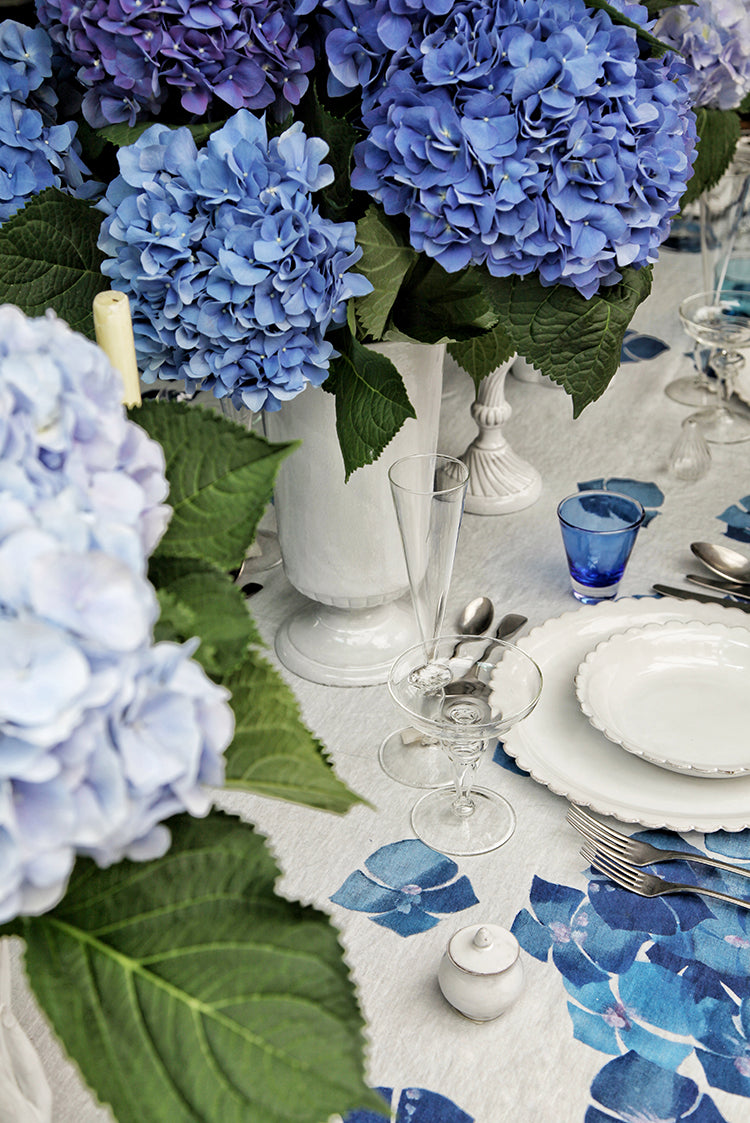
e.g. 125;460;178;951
458;357;541;514
264;342;444;686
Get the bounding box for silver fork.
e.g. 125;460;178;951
567;804;750;880
580;842;750;909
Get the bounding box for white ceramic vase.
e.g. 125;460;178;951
264;342;445;686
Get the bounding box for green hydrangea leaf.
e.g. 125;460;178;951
392;260;496;344
130;400;298;570
482;265;653;415
98;120;225;147
223;648;365;814
354;206;418;339
323;333;416;479
682;108;741;207
0;188;108;338
447;321;515;393
151;557;263;679
10;812;385;1123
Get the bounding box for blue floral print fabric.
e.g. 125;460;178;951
330;839;478;936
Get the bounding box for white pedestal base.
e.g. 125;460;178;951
275;597;419;686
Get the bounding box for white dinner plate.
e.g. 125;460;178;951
503;597;750;832
575;620;750;778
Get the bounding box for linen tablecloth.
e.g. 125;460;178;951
10;246;750;1123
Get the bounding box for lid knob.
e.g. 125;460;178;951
473;927;493;949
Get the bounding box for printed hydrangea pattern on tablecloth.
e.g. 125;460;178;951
512;827;750;1120
330;839;478;937
578;477;664;527
619;330;669;365
717;496;750;545
343;1086;473;1123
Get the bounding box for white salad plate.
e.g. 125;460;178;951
575;619;750;778
503;597;750;832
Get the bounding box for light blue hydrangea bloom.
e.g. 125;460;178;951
98;110;372;411
655;0;750;111
0;306;234;923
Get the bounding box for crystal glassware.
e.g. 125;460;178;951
378;454;469;788
679;289;750;444
388;635;542;855
668;417;712;482
666;143;750;406
557;490;644;603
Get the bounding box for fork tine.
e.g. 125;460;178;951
567;808;631;855
580;842;641;892
567;804;629;846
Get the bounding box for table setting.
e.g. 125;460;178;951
1;0;750;1122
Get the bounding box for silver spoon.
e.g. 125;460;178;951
456;595;494;635
691;541;750;585
445;612;528;698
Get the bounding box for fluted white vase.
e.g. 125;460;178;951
264;342;445;686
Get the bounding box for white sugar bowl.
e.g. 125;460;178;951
438;923;524;1021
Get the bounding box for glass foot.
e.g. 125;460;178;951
664;376;717;407
410;786;516;856
379;729;453;789
689;406;750;444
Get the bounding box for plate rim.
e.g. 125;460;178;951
574;618;750;778
505;596;750;832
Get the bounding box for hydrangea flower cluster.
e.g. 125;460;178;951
655;0;750;111
321;0;697;299
35;0;317;128
0;19;91;222
98;110;371;411
0;305;234;923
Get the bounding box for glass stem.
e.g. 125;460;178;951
446;741;484;818
712;349;743;408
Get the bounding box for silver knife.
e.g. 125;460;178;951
686;573;750;602
652;584;750;613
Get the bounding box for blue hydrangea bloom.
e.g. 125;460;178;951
655;0;750;111
0;19;93;221
345;1086;473;1123
0;305;234;923
98;110;371;411
587;1052;729;1123
322;0;697;299
330;839;478;936
35;0;317;127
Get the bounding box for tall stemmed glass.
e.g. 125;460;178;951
679;289;750;444
388;635;542;855
378;453;469;788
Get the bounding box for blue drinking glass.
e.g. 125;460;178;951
557;490;644;603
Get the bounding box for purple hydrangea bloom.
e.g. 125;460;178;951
323;0;696;299
98;110;372;410
655;0;750;111
0;19;93;221
0;305;234;923
35;0;317;127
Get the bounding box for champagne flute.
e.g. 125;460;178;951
388;635;542;855
378;453;469;788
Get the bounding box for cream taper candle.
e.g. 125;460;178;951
92;290;142;407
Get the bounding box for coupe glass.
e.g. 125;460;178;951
388;635;543;856
378;454;469;788
679;289;750;444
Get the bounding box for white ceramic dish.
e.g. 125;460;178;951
575;620;750;778
503;597;750;832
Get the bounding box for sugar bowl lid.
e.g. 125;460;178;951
447;923;520;976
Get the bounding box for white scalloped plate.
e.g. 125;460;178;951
503;597;750;831
575;620;750;778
